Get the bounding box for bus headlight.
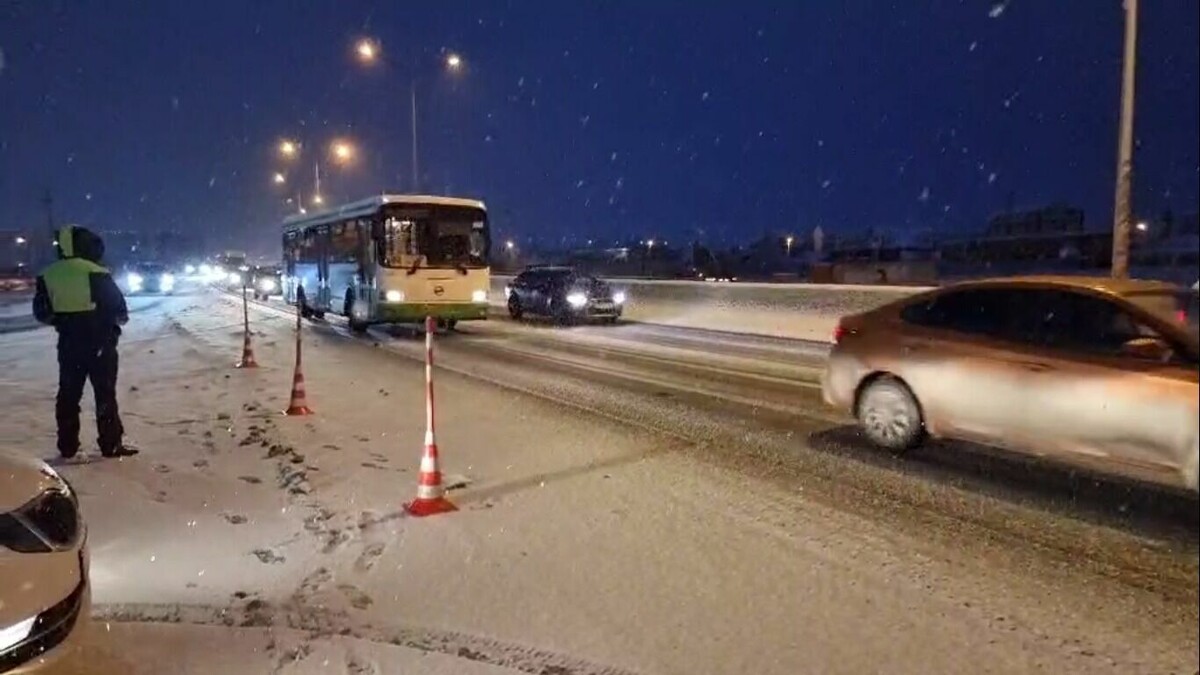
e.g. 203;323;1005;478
566;292;588;308
126;273;143;291
385;290;405;303
160;273;175;291
259;278;276;293
472;290;488;303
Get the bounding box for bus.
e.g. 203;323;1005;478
282;194;491;332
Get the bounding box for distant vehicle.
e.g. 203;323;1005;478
250;265;282;301
282;195;491;333
821;276;1199;492
0;452;90;672
505;266;625;324
121;262;176;295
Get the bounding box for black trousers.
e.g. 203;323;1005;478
56;334;123;456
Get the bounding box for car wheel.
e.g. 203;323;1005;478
508;296;524;320
855;376;924;452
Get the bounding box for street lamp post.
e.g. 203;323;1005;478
1111;0;1139;279
275;138;354;211
785;235;795;257
354;39;463;191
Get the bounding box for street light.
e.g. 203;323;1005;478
351;38;466;190
14;236;27;245
273;172;286;185
785;235;795;257
279;140;298;158
355;39;378;63
331;140;354;163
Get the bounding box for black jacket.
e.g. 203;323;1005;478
33;226;128;339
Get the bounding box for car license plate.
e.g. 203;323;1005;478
592;303;614;312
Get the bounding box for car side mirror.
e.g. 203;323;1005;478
1120;337;1172;362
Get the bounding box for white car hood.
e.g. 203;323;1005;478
0;451;60;513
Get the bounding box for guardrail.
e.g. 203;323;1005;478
490;276;930;341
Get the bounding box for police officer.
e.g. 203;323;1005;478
33;226;137;458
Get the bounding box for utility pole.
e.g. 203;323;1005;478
1111;0;1138;279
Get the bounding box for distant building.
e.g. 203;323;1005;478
985;205;1084;238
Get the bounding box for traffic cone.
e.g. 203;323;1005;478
235;330;259;369
235;285;258;368
283;307;312;416
283;367;312;416
405;316;456;516
404;435;456;517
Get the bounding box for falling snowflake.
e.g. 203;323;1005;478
701;91;709;101
484;134;493;143
817;139;825;148
171;96;180;110
988;172;998;184
969;41;978;52
66;154;74;165
580;115;590;127
918;187;931;202
943;205;952;213
208;177;216;187
575;179;585;188
517;76;525;87
988;1;1008;19
615;177;624;190
610;152;618;162
592;81;600;90
821;179;832;189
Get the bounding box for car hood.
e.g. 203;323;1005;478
0;451;61;513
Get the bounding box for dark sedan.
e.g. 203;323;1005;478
121;262;176;295
249;265;283;300
505;267;626;324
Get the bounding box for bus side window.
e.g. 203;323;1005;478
330;221;360;264
283;233;299;275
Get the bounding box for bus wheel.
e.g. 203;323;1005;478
349;318;369;334
297;288;312;318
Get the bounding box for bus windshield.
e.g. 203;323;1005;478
379;205;489;269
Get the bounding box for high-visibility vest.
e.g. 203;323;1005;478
42;257;109;314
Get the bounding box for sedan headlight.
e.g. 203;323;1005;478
0;488;80;553
613;291;627;305
228;272;242;285
125;273;143;290
0;615;37;652
472;289;488;303
160;273;175;290
566;292;588;308
259;278;277;292
384;290;405;302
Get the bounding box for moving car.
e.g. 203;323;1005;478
821;276;1200;491
505;266;626;324
121;262;176;295
0;453;89;673
249;265;282;301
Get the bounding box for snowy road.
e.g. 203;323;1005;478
0;291;1196;674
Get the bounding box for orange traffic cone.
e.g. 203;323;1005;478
235;286;259;368
405;435;456;517
283;307;312;416
405;316;456;517
235;330;259;369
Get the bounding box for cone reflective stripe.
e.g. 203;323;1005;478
405;316;456;516
284;305;313;416
235;285;259;368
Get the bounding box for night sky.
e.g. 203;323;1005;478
1;1;1197;254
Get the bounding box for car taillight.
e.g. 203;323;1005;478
1176;309;1187;324
832;322;846;344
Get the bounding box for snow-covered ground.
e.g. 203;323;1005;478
1;290;1195;674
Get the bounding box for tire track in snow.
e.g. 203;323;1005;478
94;602;644;675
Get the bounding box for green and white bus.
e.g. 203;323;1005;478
282;194;491;332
